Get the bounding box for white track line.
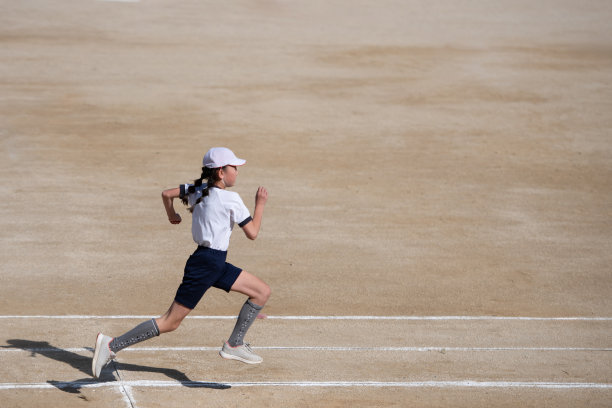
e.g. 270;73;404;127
0;380;610;390
0;315;611;320
2;346;611;353
113;362;136;408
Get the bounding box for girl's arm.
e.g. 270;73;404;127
161;187;182;224
242;186;267;240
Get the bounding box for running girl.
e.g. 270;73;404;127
92;147;271;379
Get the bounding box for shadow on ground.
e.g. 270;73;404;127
3;339;231;393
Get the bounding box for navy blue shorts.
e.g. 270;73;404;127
174;246;242;310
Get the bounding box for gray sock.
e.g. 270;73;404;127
228;300;263;347
110;319;160;353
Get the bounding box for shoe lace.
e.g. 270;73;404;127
243;343;253;352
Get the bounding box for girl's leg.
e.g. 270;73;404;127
155;301;192;334
230;270;271;306
93;301;192;379
110;301;191;353
226;271;271;347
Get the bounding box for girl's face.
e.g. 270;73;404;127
220;165;238;187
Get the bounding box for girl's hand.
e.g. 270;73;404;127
168;213;182;224
255;186;268;206
243;187;268;240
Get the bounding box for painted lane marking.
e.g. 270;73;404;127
0;380;610;390
0;315;611;321
2;346;611;353
113;362;136;408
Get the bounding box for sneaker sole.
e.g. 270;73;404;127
92;333;105;378
219;350;262;364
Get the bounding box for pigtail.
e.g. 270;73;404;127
181;168;205;207
182;167;222;213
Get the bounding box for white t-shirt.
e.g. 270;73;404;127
180;184;252;251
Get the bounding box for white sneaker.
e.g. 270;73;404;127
219;341;263;364
92;333;116;379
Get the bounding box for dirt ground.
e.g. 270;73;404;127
1;0;611;406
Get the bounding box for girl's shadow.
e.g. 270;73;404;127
3;339;230;394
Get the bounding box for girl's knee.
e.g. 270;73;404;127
156;301;191;334
260;283;271;304
156;317;182;334
168;320;181;332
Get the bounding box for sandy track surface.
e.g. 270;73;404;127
1;0;611;406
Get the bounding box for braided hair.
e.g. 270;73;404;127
181;166;223;213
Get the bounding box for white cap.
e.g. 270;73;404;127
203;147;246;168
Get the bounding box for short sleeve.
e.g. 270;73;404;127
229;193;251;227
